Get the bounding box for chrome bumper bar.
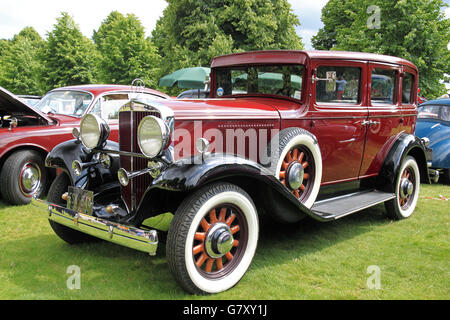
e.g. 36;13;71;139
32;198;158;255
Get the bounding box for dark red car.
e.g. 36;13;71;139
0;85;169;205
34;51;431;294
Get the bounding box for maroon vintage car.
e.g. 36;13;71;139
33;50;431;294
0;85;169;205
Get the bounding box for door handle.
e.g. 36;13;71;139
360;120;380;126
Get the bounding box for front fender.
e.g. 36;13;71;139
45;139;87;184
377;133;431;191
45;139;120;187
135;154;325;224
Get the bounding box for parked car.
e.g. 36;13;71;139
17;95;42;107
0;85;169;205
33;50;431;294
415;98;450;183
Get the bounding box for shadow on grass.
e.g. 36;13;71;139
254;203;391;265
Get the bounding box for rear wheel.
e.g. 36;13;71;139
385;156;420;220
166;182;259;294
47;172;99;244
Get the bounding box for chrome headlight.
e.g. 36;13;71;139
137;116;170;158
79;114;110;149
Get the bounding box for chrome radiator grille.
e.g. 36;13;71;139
119;110;159;211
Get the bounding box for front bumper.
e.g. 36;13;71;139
32;198;158;255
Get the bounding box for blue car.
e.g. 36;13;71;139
415;98;450;183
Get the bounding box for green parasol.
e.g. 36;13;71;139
158;67;211;89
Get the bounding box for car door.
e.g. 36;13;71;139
359;62;403;177
309;60;369;184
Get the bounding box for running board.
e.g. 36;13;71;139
311;190;396;221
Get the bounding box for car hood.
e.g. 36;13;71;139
0;86;54;124
151;98;280;120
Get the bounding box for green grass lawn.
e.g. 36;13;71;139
0;183;448;300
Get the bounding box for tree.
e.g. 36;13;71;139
93;11;161;87
0;27;45;95
152;0;303;85
312;0;450;98
41;12;98;91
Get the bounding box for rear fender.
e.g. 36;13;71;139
376;133;430;192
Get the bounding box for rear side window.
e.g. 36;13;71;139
402;72;415;104
371;68;397;105
315;66;361;104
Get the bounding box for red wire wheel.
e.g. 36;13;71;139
167;183;259;294
279;146;315;203
192;204;248;279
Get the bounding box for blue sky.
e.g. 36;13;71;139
0;0;448;50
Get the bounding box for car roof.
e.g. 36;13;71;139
211;50;417;70
419;98;450;106
49;84;170;99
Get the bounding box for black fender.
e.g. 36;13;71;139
376;133;431;192
134;153;320;225
45;139;121;189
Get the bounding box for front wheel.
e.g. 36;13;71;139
0;150;47;205
166;182;259;294
385;156;420;220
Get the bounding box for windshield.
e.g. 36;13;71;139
418;105;450;122
35;90;93;117
214;65;304;100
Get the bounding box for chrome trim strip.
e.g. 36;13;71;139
32;197;158;255
95;149;149;159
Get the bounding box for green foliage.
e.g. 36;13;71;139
93;11;161;87
312;0;450;98
41;12;99;91
153;0;303;84
0;27;45;95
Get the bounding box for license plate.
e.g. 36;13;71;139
67;186;94;215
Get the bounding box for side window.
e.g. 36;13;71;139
92;94;129;120
371;68;397;105
441;106;450;122
316;66;361;104
402;72;415;104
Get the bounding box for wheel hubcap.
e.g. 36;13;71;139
400;178;414;198
192;206;245;276
399;167;415;209
205;223;234;258
279;147;314;201
286;162;304;191
20;162;41;195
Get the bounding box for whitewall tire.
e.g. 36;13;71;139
166;182;259;294
385;156;420;220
